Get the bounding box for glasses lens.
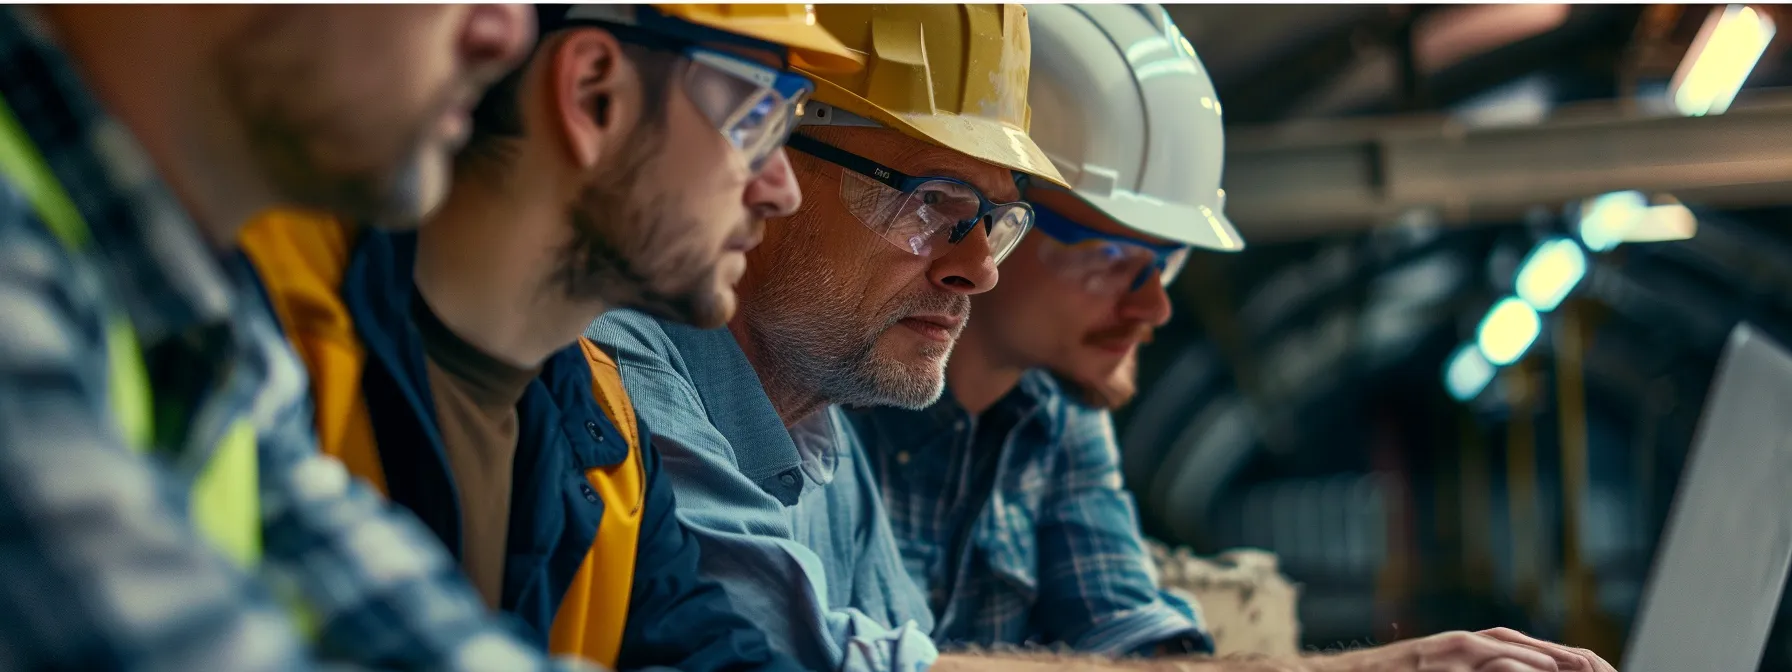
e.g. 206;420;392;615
839;177;982;257
896;181;996;258
1160;247;1191;285
987;204;1032;264
838;169;911;238
684;56;794;170
1039;235;1162;296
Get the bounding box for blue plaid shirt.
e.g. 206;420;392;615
848;370;1214;657
0;8;597;670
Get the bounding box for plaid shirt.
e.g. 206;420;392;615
848;371;1214;657
0;9;597;670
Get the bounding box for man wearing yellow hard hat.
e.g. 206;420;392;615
239;4;860;669
587;4;1074;671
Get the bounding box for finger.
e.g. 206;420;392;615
1434;631;1558;671
1476;628;1605;672
1475;628;1581;670
1478;658;1555;672
1472;637;1560;671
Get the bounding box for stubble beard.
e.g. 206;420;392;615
221;37;450;229
746;238;966;411
554;125;741;330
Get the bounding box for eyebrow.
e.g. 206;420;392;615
907;152;1017;201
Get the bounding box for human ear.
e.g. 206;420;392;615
546;28;639;170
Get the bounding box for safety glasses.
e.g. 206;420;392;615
1031;202;1190;296
679;47;813;172
607;22;815;173
785;133;1033;264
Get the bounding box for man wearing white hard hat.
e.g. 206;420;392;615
850;6;1617;672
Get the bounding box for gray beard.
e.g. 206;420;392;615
745;257;951;412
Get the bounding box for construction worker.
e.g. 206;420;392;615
0;5;625;671
238;5;860;669
584;5;1057;670
848;6;1616;672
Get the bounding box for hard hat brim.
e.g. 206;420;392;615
655;8;866;74
807;76;1070;189
1076;189;1247;253
732;23;866;74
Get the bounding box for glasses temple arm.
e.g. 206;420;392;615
785;133;913;191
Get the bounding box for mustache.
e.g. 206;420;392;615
738;216;766;245
883;291;971;328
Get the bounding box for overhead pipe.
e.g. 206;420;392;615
1223;93;1792;242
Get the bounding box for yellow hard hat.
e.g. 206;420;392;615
656;4;863;74
801;4;1069;187
553;4;865;74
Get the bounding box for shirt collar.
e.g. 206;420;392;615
657;321;808;505
1;7;235;346
787;408;842;489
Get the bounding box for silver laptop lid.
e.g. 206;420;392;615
1625;323;1792;672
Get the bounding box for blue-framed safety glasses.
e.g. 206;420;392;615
553;7;815;173
785;133;1033;263
678;47;813;172
1031;201;1190;295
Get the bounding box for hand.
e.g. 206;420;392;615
1474;628;1616;672
1304;630;1567;671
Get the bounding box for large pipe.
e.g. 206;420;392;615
1223;93;1792;242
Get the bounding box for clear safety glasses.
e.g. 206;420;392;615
785;133;1033;264
1032;202;1190;296
679;47;814;172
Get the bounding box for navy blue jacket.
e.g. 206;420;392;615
253;226;798;672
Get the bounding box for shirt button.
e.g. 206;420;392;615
779;470;800;487
580;483;599;503
953;420;967;432
896;451;911;465
584;420;604;442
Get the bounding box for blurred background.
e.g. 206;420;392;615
1124;3;1792;668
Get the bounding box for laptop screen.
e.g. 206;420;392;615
1624;324;1792;672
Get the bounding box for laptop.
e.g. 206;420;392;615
1625;323;1792;672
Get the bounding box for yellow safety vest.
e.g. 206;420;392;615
239;211;646;666
0;93;262;567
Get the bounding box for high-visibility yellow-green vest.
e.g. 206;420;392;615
0;93;262;567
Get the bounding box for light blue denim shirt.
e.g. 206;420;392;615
586;310;937;672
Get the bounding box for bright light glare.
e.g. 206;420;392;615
1671;5;1776;117
1629;203;1699;243
1477;297;1542;366
1578;191;1647;252
1515;237;1587;312
1444;342;1496;402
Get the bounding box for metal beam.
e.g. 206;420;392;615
1223;94;1792;242
1215;7;1414;125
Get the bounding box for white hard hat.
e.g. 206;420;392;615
1026;4;1245;252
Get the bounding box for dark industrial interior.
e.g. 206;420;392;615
1125;4;1792;668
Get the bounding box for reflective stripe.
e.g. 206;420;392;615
0;87;86;250
105;316;154;449
190;421;262;566
0;92;261;568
